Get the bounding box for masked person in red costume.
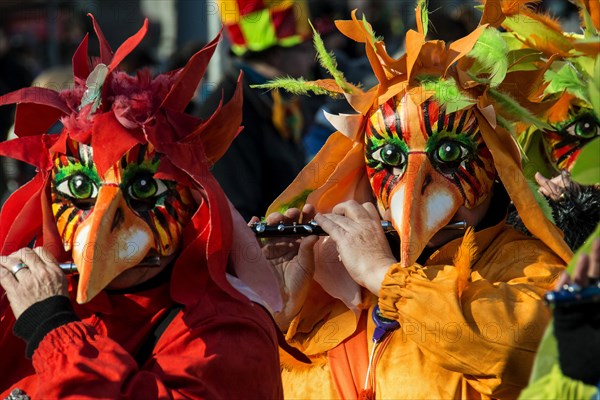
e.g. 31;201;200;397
0;16;283;400
254;2;572;398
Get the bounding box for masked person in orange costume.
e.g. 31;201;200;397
255;2;572;398
0;16;283;399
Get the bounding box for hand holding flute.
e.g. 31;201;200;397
251;220;467;237
256;204;320;329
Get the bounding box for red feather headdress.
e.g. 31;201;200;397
0;15;246;307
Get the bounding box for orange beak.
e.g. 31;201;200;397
72;185;154;303
388;153;463;267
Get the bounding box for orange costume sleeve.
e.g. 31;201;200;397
379;226;564;398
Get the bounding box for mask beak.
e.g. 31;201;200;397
72;185;154;303
388;153;463;267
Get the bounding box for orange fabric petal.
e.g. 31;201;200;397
476;112;572;263
344;87;378;115
445;25;486;76
307;144;373;213
334;10;369;44
267;132;355;215
405;30;426;81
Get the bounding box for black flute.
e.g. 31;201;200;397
57;255;161;274
251;220;468;237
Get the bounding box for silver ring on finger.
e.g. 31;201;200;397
11;263;29;276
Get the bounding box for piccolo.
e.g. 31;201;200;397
57;255;161;274
251;220;468;237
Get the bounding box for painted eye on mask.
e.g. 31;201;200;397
128;174;168;200
434;140;469;164
56;173;99;202
372;144;407;173
564;113;599;139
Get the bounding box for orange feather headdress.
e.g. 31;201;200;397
259;1;572;267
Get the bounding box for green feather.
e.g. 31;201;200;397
419;76;475;113
528;180;556;224
251;78;340;98
544;62;588;102
467;28;509;88
277;190;313;215
488;89;551;130
361;14;382;46
493;114;531;162
309;20;353;94
495;114;516;135
589;56;600;118
416;0;429;37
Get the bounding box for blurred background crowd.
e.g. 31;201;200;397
0;0;583;210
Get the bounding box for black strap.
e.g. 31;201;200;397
135;303;183;367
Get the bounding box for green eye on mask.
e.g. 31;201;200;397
567;114;599;139
436;141;463;163
379;144;406;166
128;175;168;200
56;173;99;200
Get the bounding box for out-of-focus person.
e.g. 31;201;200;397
197;0;315;221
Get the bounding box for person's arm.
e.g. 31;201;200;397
377;237;564;398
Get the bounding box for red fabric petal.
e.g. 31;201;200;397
72;34;91;81
0;173;46;256
156;138;243;304
152;108;203;144
90;112;143;176
88;13;113;65
0;135;58;169
183;72;244;165
171;200;210;306
108;19;149;73
161;33;220;112
39;186;69;261
155;158;196;188
202;174;238;299
15;103;65;137
0;87;69;114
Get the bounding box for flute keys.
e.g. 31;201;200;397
254;223;266;233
